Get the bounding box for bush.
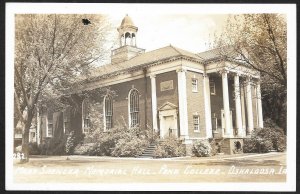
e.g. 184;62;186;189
111;137;149;157
43;136;67;155
65;131;76;154
28;142;40;155
243;120;286;153
209;139;218;156
73;143;94;155
153;136;185;158
87;126;151;157
192;139;213;157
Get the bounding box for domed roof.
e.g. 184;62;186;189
120;14;135;27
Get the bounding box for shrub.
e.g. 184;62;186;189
15;145;22;152
44;136;67;155
192;139;213;157
243;120;286;153
111;137;149;157
153;136;185;158
65;131;76;155
28;142;40;155
73;143;94;155
209;139;218;156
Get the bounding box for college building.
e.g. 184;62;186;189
25;15;264;155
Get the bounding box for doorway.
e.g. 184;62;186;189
158;102;178;139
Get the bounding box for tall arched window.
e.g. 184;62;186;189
82;98;90;133
129;89;139;128
104;95;113;131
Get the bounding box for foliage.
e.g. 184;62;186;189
243;120;286;153
28;142;40;155
192;139;213;157
111;137;149;157
209;138;218;156
14;14;112;162
153;136;185;158
65;131;76;154
73;143;94;155
38;136;67;155
86;126;151;157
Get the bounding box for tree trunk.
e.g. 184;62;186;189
20;111;34;163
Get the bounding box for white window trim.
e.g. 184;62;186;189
128;88;140;128
193;115;200;132
46;113;53;137
210;81;216;95
192;78;198;92
103;95;113;132
63;107;70;134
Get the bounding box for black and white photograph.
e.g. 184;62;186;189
5;3;296;191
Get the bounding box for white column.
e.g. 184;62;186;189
177;68;189;139
222;70;232;137
240;83;246;134
203;73;212;138
234;74;243;137
256;81;264;128
246;76;254;134
150;74;158;132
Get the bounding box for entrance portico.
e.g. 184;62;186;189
207;68;263;139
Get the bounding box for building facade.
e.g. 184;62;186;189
34;15;263;155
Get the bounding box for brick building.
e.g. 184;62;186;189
35;15;264;155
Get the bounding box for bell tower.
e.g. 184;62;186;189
111;15;145;64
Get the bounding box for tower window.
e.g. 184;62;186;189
192;78;198;92
104;95;113;131
129;89;139;128
82;98;90;133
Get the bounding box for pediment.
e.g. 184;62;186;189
158;102;178;111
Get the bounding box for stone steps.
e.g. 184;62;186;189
137;142;158;158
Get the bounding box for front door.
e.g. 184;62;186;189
160;115;177;138
158;102;178;139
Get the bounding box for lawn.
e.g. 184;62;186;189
13;152;286;183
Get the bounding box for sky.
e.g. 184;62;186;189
107;13;229;54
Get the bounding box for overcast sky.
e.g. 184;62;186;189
107;13;229;53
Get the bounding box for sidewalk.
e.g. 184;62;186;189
27;151;285;162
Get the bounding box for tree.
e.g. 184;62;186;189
214;14;287;131
14;14;112;162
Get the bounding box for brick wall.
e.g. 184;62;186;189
155;71;178;130
100;75;152;130
186;71;206;138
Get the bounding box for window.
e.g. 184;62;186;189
129;89;139;128
47;113;53;137
192;78;198;92
193;115;200;132
210;81;216;95
104;95;113;131
63;107;71;135
212;113;218;131
82;99;90;133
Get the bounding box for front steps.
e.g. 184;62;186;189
137;142;158;158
